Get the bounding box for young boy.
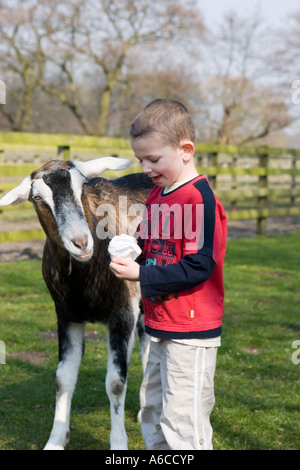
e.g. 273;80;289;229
109;98;227;450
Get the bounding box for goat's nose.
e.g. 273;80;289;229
71;235;88;251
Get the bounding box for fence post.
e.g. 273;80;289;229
194;151;203;168
57;145;71;161
33;154;41;166
207;151;218;190
257;151;269;235
291;155;297;205
230;154;238;210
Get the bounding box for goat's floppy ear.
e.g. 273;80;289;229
72;157;131;178
0;176;32;206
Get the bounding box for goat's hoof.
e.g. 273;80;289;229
44;442;64;450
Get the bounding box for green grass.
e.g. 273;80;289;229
0;233;300;450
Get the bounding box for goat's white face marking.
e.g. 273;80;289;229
32;178;56;213
69;169;86;209
33;167;94;261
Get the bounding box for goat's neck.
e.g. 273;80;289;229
44;237;97;277
44;238;72;271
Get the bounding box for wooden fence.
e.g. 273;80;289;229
0;131;300;243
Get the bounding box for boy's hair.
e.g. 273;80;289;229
130;98;195;148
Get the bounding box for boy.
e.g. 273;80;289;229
109;98;227;450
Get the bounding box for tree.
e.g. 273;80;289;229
0;0;204;134
0;0;52;130
111;66;198;137
195;12;292;145
43;0;204;135
277;7;300;140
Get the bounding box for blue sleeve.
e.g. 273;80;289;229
139;253;215;298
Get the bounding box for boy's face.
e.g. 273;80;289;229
130;133;194;188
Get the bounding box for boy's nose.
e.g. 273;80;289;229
142;162;152;174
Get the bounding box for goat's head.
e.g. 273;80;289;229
0;157;131;262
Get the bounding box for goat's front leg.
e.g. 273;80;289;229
106;322;135;450
44;322;85;450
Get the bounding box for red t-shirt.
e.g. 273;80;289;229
137;175;227;339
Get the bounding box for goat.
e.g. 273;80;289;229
0;157;153;450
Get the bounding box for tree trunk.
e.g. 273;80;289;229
97;85;111;136
18;85;35;131
217;106;232;145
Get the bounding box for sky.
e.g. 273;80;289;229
199;0;300;27
198;0;300;142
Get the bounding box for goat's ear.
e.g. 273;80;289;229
72;157;131;178
0;176;32;206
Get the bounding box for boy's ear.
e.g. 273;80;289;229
180;140;195;161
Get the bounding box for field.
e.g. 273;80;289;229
0;232;300;450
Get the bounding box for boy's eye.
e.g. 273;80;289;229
136;157;159;164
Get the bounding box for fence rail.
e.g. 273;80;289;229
0;131;300;242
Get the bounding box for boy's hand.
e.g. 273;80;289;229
109;257;140;281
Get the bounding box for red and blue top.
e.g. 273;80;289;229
137;175;227;339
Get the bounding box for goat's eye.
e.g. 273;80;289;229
33;195;42;201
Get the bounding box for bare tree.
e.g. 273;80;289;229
111;66;198;137
0;0;204;135
43;0;204;135
0;0;51;130
195;11;292;145
2;1;293;143
279;8;300;73
276;7;300;140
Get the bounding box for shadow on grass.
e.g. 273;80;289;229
0;351;143;450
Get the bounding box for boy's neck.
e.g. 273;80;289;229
164;173;199;194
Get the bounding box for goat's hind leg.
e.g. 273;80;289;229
44;322;85;450
106;316;135;450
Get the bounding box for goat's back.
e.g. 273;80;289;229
111;172;154;193
86;172;154;206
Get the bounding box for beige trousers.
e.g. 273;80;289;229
140;339;217;450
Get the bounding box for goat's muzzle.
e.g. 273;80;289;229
70;234;93;261
75;250;93;261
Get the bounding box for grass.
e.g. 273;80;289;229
0;232;300;450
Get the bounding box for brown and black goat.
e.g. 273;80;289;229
0;157;153;449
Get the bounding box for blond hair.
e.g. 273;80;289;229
130;98;195;148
